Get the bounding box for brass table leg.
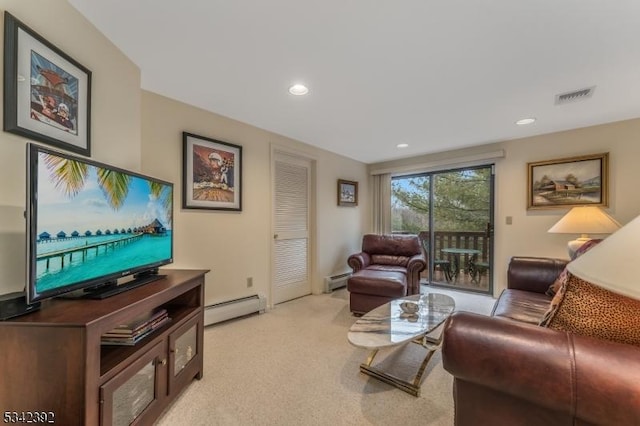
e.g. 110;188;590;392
358;335;442;397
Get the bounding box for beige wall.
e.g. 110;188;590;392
141;92;369;306
370;118;640;296
2;0;638;306
493;119;640;294
0;0;369;304
0;0;141;294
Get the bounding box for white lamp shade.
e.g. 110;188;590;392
548;206;621;235
567;214;640;299
548;206;621;257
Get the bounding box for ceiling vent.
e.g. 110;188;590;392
555;86;595;105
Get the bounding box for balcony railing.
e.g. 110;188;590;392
393;230;491;290
433;231;489;263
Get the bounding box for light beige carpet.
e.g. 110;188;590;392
156;286;495;426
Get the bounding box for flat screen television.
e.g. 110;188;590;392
26;143;174;304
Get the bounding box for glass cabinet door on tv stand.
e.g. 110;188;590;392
100;341;165;426
169;314;203;394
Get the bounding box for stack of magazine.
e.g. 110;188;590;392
101;308;171;346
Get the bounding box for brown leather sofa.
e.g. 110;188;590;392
347;234;426;314
442;256;640;426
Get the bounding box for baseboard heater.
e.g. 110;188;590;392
324;272;352;293
204;294;267;326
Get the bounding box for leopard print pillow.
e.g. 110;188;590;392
541;272;640;347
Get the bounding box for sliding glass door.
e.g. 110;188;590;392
391;165;494;294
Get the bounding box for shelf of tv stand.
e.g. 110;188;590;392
0;268;209;426
99;306;199;378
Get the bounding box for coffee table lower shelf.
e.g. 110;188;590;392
358;335;441;397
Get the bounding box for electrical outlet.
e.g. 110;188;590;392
247;277;253;288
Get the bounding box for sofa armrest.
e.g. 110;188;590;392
507;256;568;294
442;312;640;425
347;252;370;272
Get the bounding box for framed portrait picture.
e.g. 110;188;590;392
3;12;91;156
182;132;242;211
527;152;609;210
337;179;358;207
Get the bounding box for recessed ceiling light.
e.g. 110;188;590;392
288;84;309;96
515;118;536;125
397;143;409;148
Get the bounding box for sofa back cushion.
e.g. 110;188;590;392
507;256;568;294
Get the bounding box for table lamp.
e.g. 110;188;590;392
567;213;640;299
548;206;621;258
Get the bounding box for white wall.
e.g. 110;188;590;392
0;0;141;294
141;91;369;307
370;118;640;296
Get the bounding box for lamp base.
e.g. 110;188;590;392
567;237;592;259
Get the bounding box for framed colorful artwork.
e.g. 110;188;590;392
3;12;92;156
527;152;609;209
182;132;242;211
338;179;358;207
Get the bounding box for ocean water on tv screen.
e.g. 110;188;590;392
35;231;172;292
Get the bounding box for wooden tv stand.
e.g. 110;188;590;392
0;269;208;425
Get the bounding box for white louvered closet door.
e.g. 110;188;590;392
272;152;311;304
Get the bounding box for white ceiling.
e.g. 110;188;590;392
68;0;640;164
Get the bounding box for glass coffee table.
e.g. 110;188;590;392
347;293;455;396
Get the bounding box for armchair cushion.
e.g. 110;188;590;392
361;233;422;257
371;254;410;267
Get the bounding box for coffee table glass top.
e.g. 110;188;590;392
348;293;455;349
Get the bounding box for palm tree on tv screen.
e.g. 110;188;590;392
42;154;172;222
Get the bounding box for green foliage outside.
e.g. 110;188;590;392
392;168;491;233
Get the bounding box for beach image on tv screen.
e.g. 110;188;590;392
34;151;173;293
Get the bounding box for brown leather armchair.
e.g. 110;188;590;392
442;256;640;425
346;234;426;314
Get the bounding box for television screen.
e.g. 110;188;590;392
26;143;173;303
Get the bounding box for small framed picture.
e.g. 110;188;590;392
3;12;91;156
527;152;609;210
337;179;358;207
182;132;242;211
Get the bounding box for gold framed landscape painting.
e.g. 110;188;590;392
527;153;608;210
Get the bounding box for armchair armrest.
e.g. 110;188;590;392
347;252;370;272
406;253;427;294
407;252;427;272
507;256;568;294
442;312;640;425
